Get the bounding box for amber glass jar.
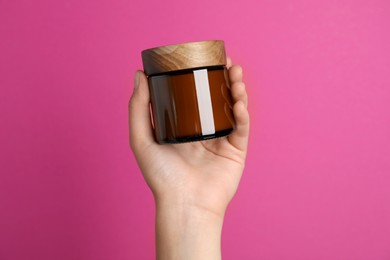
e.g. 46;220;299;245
142;40;236;144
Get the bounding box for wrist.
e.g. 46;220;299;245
155;195;225;260
156;195;225;226
153;187;228;220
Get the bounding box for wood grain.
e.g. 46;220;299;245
141;40;226;76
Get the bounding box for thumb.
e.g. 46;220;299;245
128;70;155;151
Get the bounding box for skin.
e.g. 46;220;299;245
128;57;249;260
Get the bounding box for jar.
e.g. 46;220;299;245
141;40;236;144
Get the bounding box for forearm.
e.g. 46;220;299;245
155;197;224;260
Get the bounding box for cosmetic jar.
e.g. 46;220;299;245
141;40;235;144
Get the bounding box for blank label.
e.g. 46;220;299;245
193;69;216;135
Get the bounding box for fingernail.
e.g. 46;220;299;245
134;71;140;88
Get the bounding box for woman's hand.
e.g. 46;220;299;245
129;57;249;260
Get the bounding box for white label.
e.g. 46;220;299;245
193;69;216;135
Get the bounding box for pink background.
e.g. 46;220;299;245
1;0;390;259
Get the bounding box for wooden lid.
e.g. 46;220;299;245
141;40;226;76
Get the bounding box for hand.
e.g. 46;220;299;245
129;57;249;260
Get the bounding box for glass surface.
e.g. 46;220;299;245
148;66;235;144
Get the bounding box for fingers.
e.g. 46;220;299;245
231;82;248;108
226;62;250;152
228;101;250;152
226;56;232;69
228;64;243;84
128;70;155;151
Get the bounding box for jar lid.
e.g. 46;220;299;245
141;40;226;76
